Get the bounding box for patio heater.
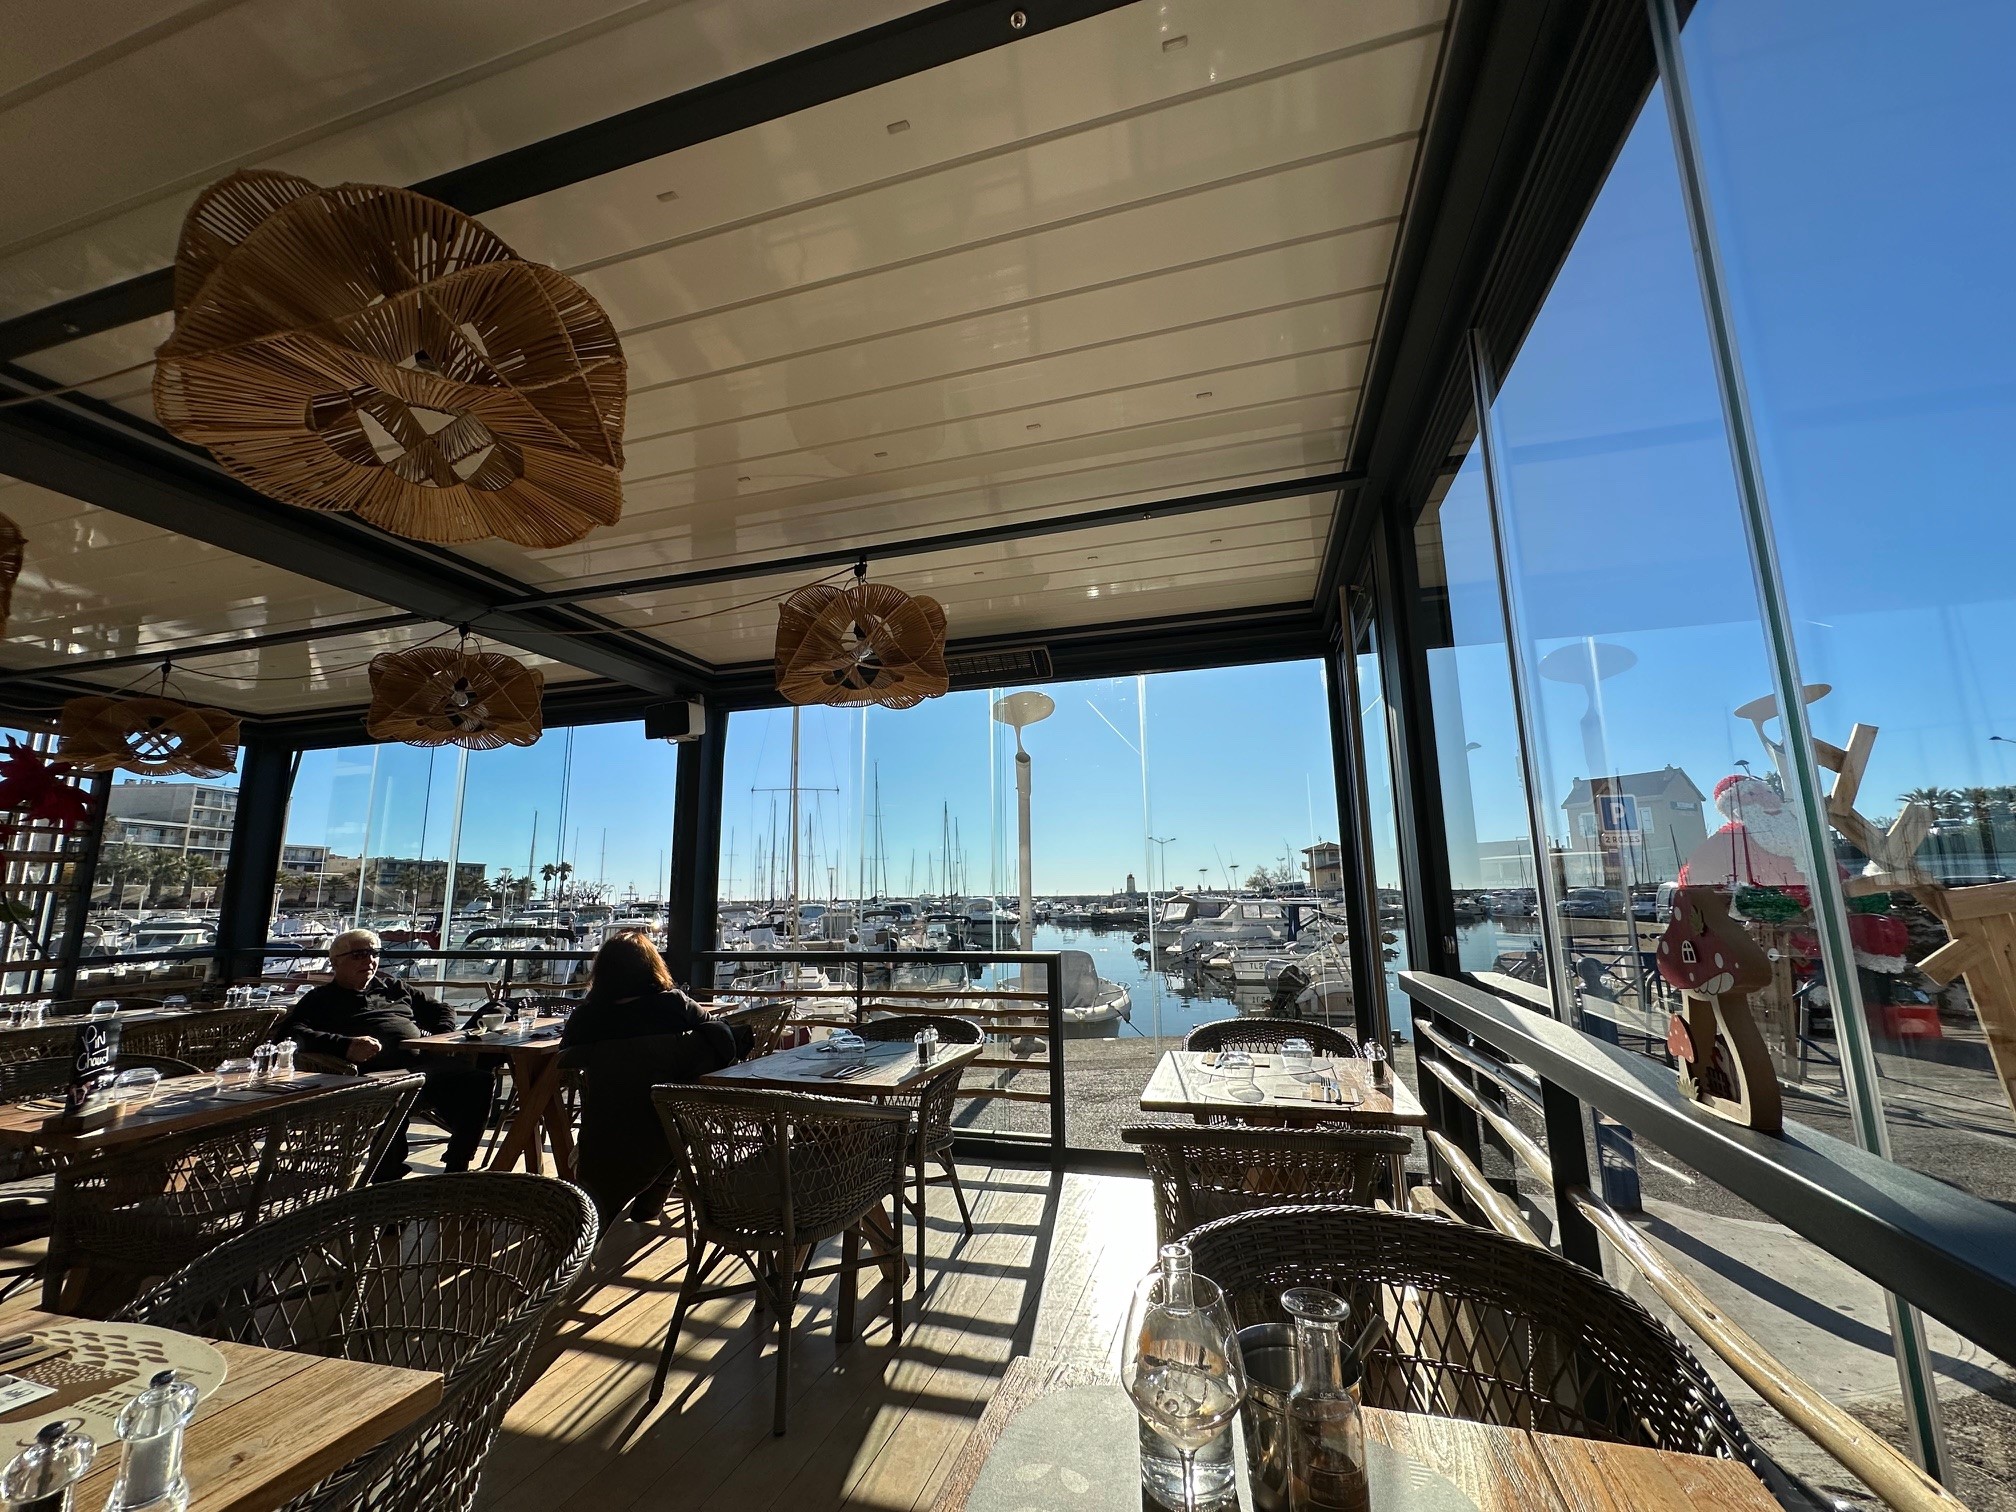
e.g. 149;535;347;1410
991;691;1055;952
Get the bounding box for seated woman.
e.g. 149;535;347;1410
561;930;742;1225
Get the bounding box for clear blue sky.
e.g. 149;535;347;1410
283;661;1340;902
1432;0;2016;869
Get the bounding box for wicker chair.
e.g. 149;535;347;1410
855;1014;983;1289
1122;1122;1414;1246
0;1023;87;1067
717;1000;791;1058
123;1173;596;1512
651;1084;911;1435
1184;1017;1361;1058
45;1074;423;1316
1182;1205;1758;1463
119;1006;284;1070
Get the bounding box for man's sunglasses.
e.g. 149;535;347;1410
334;948;381;960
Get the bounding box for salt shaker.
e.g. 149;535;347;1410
270;1041;296;1078
250;1044;277;1082
104;1371;198;1512
913;1029;934;1063
0;1420;95;1512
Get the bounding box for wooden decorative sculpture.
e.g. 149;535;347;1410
774;573;948;710
1657;886;1782;1132
152;169;626;548
0;514;22;632
365;643;544;749
58;695;240;779
1819;722;2016;1122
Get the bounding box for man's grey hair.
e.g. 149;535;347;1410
330;928;381;960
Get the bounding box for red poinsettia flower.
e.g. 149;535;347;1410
0;739;91;829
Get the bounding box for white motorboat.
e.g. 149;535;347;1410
996;950;1130;1037
1172;899;1289;957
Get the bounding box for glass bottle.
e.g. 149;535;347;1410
104;1370;199;1512
1133;1244;1238;1510
1283;1288;1368;1512
0;1420;95;1512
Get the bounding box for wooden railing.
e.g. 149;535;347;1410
1402;970;2007;1512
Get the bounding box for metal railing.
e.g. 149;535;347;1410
694;948;1067;1161
1402;969;2010;1511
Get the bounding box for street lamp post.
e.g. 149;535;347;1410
991;691;1056;952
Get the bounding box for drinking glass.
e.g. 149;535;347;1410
1280;1037;1313;1078
111;1067;162;1104
90;1000;119;1018
1223;1056;1260;1103
1123;1245;1246;1512
515;997;538;1031
216;1058;256;1087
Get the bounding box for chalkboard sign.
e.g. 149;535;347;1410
66;1019;121;1115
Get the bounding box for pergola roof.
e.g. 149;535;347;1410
0;0;1634;736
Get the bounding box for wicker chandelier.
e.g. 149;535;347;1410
366;639;544;749
153;169;626;548
58;688;240;779
774;567;948;710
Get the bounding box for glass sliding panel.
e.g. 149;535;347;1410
1415;428;1549;991
280;724;674;1002
98;766;239;993
1484;80;1928;1482
1351;602;1412;1040
719;663;1345;1154
1679;0;2016;1487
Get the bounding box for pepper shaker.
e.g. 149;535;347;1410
103;1371;198;1512
0;1420;95;1512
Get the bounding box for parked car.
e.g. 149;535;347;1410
1558;887;1625;919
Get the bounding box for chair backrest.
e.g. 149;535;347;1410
653;1084;910;1249
117;1006;284;1070
0;1053;200;1104
1122;1123;1412;1245
51;1075;423;1316
716;1000;790;1057
856;1012;985;1045
1181;1204;1756;1463
0;1023;86;1067
563;1026;736;1225
124;1173;596;1512
1184;1017;1360;1057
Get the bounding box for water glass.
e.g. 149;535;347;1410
515;997;538;1031
217;1058;256;1087
1280;1037;1313;1078
90;1000;119;1018
111;1067;162;1104
1124;1245;1246;1512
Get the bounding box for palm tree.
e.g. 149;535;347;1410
1960;786;2000;865
554;861;574;901
539;862;558;900
1897;786;1951;817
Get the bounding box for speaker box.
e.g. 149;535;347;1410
644;699;707;742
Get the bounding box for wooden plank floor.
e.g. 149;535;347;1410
481;1160;1157;1512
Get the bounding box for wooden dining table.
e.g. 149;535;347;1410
1138;1049;1428;1126
699;1035;983;1097
0;1070;368;1154
930;1356;1780;1512
0;1302;441;1512
406;1017;573;1176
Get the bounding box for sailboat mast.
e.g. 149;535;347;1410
787;708;801;942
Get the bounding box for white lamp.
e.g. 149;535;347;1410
992;691;1055;951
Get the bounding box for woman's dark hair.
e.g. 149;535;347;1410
584;929;674;1005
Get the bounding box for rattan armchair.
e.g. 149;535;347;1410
46;1074;423;1315
1122;1122;1414;1245
1181;1204;1758;1463
651;1084;911;1434
855;1014;982;1289
1184;1017;1361;1057
123;1173;596;1512
118;1005;284;1069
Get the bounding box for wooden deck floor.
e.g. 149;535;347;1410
481;1161;1157;1512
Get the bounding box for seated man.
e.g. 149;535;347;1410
277;928;493;1179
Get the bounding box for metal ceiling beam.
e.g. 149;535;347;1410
0;610;425;689
1313;0;1615;623
0;0;1139;362
502;470;1366;610
0;372;707;693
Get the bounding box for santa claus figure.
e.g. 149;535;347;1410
1678;774;1812;893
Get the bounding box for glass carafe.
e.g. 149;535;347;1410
1283;1287;1368;1512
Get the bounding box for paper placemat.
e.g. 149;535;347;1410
0;1321;227;1447
964;1384;1477;1512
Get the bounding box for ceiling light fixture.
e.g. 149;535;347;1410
886;119;911;134
655;188;680;202
1162;35;1189;51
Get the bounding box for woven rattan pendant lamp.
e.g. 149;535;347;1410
59;665;240;779
774;562;948;710
153;169;626;548
366;635;544;749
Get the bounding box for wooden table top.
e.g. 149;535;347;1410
0;1071;390;1153
702;1037;982;1096
407;1017;567;1057
930;1356;1777;1512
1138;1049;1428;1124
0;1304;440;1512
